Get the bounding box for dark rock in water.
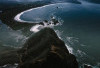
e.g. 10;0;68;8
51;18;59;25
84;64;93;68
17;28;78;68
39;22;44;26
44;20;48;23
50;16;59;25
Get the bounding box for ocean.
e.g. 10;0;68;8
0;0;100;68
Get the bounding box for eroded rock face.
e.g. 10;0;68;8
17;28;78;68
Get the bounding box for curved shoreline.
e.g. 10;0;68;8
14;3;67;23
14;8;33;23
14;1;100;23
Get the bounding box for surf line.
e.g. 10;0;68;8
14;3;63;23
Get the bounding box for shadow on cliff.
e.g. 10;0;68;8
17;28;78;68
0;28;78;68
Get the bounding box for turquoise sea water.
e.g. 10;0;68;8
0;1;100;68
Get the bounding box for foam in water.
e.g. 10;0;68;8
66;37;79;45
76;50;87;57
14;2;100;68
0;63;18;68
30;16;60;33
30;24;44;33
14;3;61;23
30;22;55;33
14;11;26;22
55;29;73;54
55;30;63;39
66;43;73;54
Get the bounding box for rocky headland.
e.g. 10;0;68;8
0;28;78;68
0;1;82;68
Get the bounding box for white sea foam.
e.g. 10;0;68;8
65;43;73;54
76;50;86;57
1;63;18;68
66;37;79;45
66;37;74;44
14;11;27;22
55;30;63;39
87;63;100;68
55;30;73;54
30;21;73;54
80;63;100;68
14;2;68;23
14;2;73;56
30;24;44;33
30;21;55;33
14;3;63;23
30;16;62;33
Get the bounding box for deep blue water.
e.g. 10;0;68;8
19;1;100;68
0;0;100;68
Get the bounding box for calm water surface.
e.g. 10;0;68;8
0;1;100;68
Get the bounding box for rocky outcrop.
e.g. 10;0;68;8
17;28;78;68
0;28;78;68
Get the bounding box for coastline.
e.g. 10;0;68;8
0;1;100;68
0;2;79;68
0;2;50;30
14;3;65;23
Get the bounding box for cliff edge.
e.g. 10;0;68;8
17;28;78;68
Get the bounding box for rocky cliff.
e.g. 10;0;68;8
0;28;78;68
17;28;78;68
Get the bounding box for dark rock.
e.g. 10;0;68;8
39;22;44;26
44;20;48;23
17;28;78;68
0;50;19;66
51;18;59;25
0;28;78;68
